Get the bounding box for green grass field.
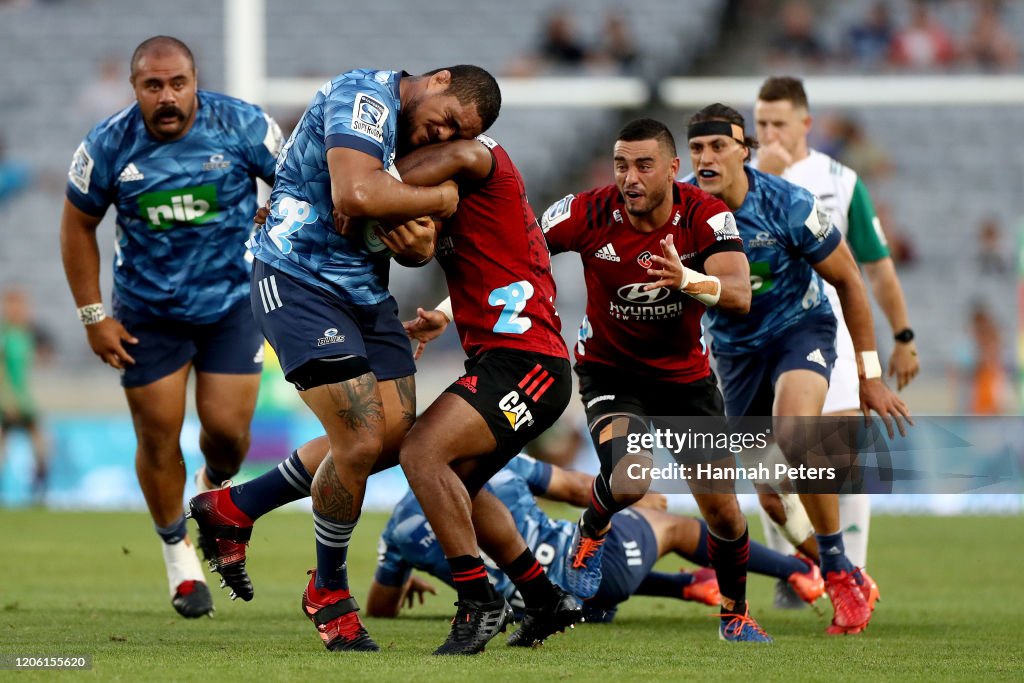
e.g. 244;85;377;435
1;510;1021;682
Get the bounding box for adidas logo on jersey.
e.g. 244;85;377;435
118;163;144;182
806;349;827;367
595;243;620;262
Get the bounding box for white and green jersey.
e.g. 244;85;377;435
769;149;889;412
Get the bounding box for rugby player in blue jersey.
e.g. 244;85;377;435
684;103;911;635
190;65;501;651
367;455;825;624
60;37;282;618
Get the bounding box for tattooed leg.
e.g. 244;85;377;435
299;371;386;591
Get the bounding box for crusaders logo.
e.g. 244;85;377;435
637;250;653;268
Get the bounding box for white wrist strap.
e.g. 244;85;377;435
77;303;106;325
858;351;882;380
679;267;721;306
434;297;453;323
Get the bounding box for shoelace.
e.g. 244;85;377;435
717;610;769;639
829;572;868;621
446;603;481;641
571;536;604;569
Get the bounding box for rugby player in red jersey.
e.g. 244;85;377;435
538;118;772;642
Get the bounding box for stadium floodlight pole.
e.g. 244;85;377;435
225;0;267;104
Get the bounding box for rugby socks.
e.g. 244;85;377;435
202;464;235;489
155;515;189;545
636;571;696;598
839;494;871;568
580;473;616;537
448;555;498;604
708;526;749;619
504;548;560;607
816;531;856;577
229;451;313;521
692;520;806;580
157;516;204;596
313;511;356;591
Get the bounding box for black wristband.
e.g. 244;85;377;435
894;328;915;343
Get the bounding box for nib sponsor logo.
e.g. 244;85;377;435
138;185;219;229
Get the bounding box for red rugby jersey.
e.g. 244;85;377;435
435;136;566;360
541;182;743;383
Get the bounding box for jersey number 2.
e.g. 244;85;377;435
488;280;534;334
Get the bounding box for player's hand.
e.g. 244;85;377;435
403;307;450;360
86;317;138;370
633;492;668;511
436;180;460;219
253;200;271;227
333;207;356;236
403;575;438;610
888;341;920;390
643;233;684;291
756;141;792;176
859;377;913;439
379;216;436;264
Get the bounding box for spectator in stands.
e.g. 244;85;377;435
77;55;134;122
889;0;956;70
964;0;1018;72
593;11;640;74
769;1;828;65
506;7;590;75
952;305;1014;415
845;1;894;69
0;136;32;206
977;216;1010;275
875;202;917;267
835;117;892;183
0;287;52;504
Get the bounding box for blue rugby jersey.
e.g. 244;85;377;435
685;167;841;354
248;69;402;306
66;90;281;323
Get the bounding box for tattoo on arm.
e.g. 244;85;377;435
312;453;357;521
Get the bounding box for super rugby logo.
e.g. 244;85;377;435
316;328;346;346
351;93;388;143
499;391;534;432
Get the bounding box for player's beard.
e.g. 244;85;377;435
625;185;668;217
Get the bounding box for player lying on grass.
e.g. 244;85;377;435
367;454;825;624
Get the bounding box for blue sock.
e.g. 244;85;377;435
636;571;695;598
229;451;312;521
693;519;710;565
748;540;809;579
816;531;854;576
155;515;188;544
313;511;357;591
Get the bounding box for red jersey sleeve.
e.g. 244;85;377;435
540;193;585;255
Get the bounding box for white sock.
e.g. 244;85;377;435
162;538;206;597
194;467;214;494
758;505;797;556
839;494;871;568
